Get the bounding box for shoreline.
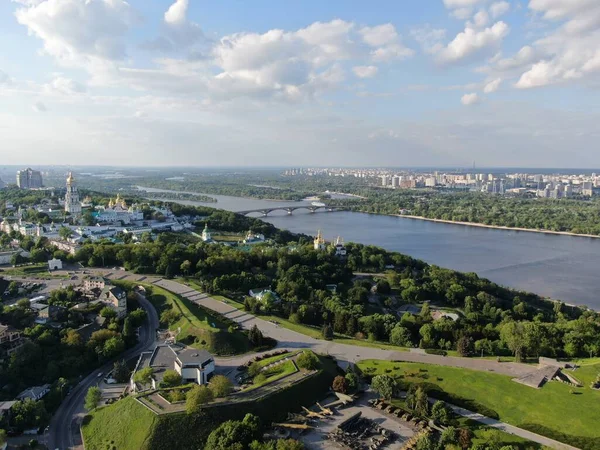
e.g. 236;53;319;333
390;214;600;239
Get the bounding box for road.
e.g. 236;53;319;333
47;291;159;450
36;269;558;449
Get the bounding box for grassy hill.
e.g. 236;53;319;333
115;280;252;355
82;355;338;450
357;359;600;450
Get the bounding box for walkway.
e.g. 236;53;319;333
447;404;579;450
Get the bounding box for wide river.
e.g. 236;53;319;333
140;187;600;309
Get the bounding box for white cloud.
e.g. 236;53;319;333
44;76;86;95
410;25;446;54
360;23;414;62
0;70;10;85
15;0;136;67
164;0;188;25
352;65;378;78
461;92;481;105
443;0;485;7
473;10;490;28
489;1;510;18
483;78;502;92
437;21;509;64
514;0;600;88
359;24;398;47
32;101;47;112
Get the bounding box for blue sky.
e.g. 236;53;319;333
1;0;600;167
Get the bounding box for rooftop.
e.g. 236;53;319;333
176;348;213;365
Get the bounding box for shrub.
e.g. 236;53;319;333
296;351;320;370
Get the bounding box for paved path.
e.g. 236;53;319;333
447;404;579;450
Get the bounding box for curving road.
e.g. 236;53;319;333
43;269;565;449
47;292;159;450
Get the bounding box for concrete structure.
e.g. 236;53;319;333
0;324;24;356
131;345;214;391
16;168;43;189
48;258;63;270
64;172;81;216
17;384;51;401
314;230;326;250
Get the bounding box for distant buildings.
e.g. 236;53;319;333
64;172;81;216
0;324;24;356
82;277;127;319
16;168;43;189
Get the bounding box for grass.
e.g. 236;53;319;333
357;359;600;448
254;350;301;367
248;360;299;390
115;280;250;355
82;396;157;450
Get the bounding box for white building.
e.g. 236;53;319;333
48;258;62;271
243;231;265;245
314;230;326;250
201;224;213;242
64;172;82;216
333;236;347;257
95;194;143;224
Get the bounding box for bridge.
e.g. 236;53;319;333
236;205;346;217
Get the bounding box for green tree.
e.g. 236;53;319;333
128;308;147;327
500;321;526;362
431;400;451;425
248;324;264;347
210;375;233;398
0;429;6;447
406;386;429;416
371;375;396;400
58;226;73;240
161;369;182;387
112;360;129;383
204;414;260;450
456;336;473;357
345;372;359;390
296;351;320;370
85;386;101;411
390;324;412;347
186;385;213;413
160;308;181;325
100;306;117;320
321;323;334;340
134;367;154;385
440;426;458;446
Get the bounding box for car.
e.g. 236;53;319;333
105;378;118;384
97;372;104;378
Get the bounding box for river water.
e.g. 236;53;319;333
140;187;600;308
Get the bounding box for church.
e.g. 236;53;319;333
95;194;143;224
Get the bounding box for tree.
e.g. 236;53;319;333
122;317;134;341
186;385;213;413
134;367;154;385
456;336;473;357
59;226;73;240
0;429;6;447
332;375;349;394
180;260;192;276
100;306;117;320
102;336;125;358
406;386;428;416
62;329;83;348
390;325;413;347
160;308;181;325
128;308;147;327
161;369;182;387
321;323;333;340
204;414;261;450
296;351;320;370
210;375;233;398
345;372;359;391
500;321;526;362
85;386;101;411
458;428;473;449
248;324;264;347
440;426;458;446
112;360;129;383
371;375;396;400
431;401;451;425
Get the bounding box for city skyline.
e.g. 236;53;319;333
1;0;600;167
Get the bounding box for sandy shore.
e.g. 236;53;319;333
394;214;600;239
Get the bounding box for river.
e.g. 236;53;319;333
139;187;600;309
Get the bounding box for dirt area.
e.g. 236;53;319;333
296;393;417;450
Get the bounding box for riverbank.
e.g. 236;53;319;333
393;214;600;239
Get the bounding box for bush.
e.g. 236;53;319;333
186;385;213;414
296;351;320;371
209;375;233;398
161;370;182;388
332;376;349;394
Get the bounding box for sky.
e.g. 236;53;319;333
1;0;600;168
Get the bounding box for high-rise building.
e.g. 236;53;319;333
64;172;81;216
16;168;43;189
391;176;400;188
381;175;389;187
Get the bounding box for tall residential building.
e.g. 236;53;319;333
16;168;43;189
64;172;82;216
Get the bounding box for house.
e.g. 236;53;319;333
243;231;265;245
0;401;17;420
17;384;51;401
0;324;24;356
101;286;127;319
131;345;215;392
248;288;280;303
48;258;62;270
31;303;66;324
83;276;108;292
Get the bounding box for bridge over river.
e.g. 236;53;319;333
237;205;346;216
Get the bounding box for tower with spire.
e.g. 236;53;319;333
64;172;81;216
313;230;326;251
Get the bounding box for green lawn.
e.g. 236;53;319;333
357;360;600;449
115;280;250;355
255;350;301;367
82;396;157;450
